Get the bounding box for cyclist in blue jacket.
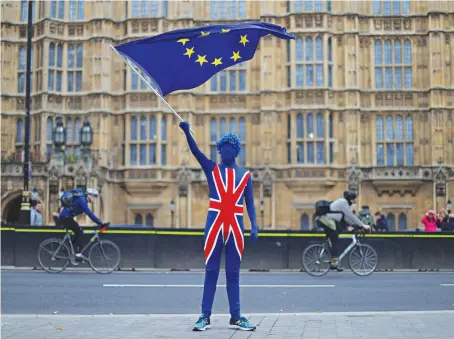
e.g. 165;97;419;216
59;188;107;262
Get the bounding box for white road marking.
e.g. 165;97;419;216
4;310;454;318
440;284;454;287
102;284;335;288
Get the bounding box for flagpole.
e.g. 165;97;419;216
109;44;195;135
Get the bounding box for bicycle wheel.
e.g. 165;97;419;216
302;243;332;276
37;238;70;273
348;243;378;276
88;240;121;274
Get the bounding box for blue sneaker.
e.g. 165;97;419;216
192;315;210;331
229;316;256;331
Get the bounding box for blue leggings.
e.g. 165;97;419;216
202;232;241;320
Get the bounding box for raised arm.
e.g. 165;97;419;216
179;121;212;171
244;174;258;243
421;214;428;225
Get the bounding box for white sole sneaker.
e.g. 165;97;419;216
228;324;255;331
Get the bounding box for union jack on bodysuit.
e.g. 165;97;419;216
180;122;258;321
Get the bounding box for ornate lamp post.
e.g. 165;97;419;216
169;200;175;228
18;0;34;225
80;118;93;147
260;199;265;229
54;118;66;149
53;118;66;168
80;118;93;170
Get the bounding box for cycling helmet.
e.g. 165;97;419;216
86;188;99;197
343;189;356;206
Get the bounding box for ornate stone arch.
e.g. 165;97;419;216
1;189;23;223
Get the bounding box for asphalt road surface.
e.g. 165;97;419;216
2;271;454;315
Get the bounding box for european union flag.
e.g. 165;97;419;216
114;22;295;97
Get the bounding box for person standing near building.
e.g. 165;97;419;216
31;202;43;226
180;121;258;332
421;210;438;232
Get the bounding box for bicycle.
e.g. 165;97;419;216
301;227;378;276
37;223;121;274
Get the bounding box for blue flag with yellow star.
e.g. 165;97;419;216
114;22;294;97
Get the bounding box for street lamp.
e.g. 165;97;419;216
53;118;66;150
260;199;264;229
169;200;175;228
80;118;93;147
447;199;452;214
80;118;93;169
53;118;66;169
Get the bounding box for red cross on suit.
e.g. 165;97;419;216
204;165;250;265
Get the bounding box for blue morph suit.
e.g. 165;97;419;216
180;121;258;331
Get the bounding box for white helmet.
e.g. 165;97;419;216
86;188;99;197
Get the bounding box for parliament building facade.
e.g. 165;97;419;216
1;0;454;230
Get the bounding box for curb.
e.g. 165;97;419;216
2;266;454;273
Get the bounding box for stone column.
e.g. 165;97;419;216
347;166;362;210
434;165;448;211
177;167;191;228
262;167;276;229
47;165;61;224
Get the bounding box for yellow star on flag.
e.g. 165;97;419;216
195;55;208;66
184;47;194;58
211;57;223;66
221;29;231;33
177;38;190;46
230;51;241;62
239;34;249;46
200;31;210;37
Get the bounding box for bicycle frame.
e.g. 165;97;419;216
337;234;358;262
317;233;360;263
55;225;108;258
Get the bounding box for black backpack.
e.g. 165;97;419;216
315;200;332;216
60;188;85;209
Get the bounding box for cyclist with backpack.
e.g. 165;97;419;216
59;188;107;263
314;190;371;271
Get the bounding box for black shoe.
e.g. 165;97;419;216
330;263;344;272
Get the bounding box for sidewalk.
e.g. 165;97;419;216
2;311;454;339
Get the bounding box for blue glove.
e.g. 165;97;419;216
179;121;191;134
250;228;258;245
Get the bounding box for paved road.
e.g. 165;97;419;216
2;271;454;315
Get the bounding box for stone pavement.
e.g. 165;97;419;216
2;311;454;339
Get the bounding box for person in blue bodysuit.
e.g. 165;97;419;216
179;121;259;332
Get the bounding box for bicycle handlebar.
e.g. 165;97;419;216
352;226;370;237
98;222;110;233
